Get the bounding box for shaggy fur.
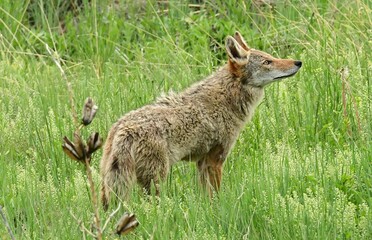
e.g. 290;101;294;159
100;31;302;210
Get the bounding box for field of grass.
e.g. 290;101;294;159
0;0;371;239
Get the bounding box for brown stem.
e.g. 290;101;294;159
341;76;351;137
85;157;102;240
340;67;362;137
70;210;96;238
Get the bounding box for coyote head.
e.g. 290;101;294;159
225;31;302;87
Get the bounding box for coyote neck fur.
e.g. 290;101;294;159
177;66;264;123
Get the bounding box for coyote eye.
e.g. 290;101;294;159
263;60;272;65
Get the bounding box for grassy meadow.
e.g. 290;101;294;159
0;0;371;239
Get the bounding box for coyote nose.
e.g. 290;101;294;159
294;61;302;67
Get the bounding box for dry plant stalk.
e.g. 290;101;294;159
46;44;103;238
62;98;139;238
62;97;103;239
340;67;362;137
47;44;139;238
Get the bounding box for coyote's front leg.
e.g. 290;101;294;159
197;145;225;196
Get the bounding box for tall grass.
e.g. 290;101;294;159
0;0;371;239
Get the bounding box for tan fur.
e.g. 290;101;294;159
100;31;302;210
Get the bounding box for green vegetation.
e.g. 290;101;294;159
0;0;371;239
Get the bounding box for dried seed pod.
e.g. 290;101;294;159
62;136;81;161
82;97;98;126
73;132;86;159
62;133;86;163
116;213;139;236
86;132;103;156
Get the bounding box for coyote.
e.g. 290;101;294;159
100;31;302;209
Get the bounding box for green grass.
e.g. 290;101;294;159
1;0;371;239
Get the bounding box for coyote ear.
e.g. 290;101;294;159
225;36;250;65
234;31;250;51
